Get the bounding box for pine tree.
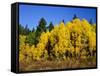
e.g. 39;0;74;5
19;24;25;35
73;14;78;20
48;22;54;31
32;27;35;32
35;18;47;45
24;25;30;35
62;19;65;24
89;19;93;25
37;18;47;32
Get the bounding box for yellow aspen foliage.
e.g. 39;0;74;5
19;18;96;62
19;35;26;45
88;31;96;51
49;22;70;59
66;19;82;54
81;19;96;54
81;19;92;33
19;53;25;62
91;24;96;32
19;35;26;51
32;31;51;60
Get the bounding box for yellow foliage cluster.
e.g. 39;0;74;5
19;18;96;62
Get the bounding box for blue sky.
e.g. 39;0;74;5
19;4;96;30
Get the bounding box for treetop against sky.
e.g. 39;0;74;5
19;4;96;30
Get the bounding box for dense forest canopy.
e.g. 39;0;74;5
19;17;96;62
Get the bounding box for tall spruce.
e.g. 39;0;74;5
35;18;47;45
89;19;93;25
73;14;78;20
48;22;54;31
24;25;30;35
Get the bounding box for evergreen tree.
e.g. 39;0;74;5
62;19;65;24
24;25;30;35
35;18;47;45
19;24;25;35
89;19;93;24
25;32;35;45
73;14;78;20
37;18;47;32
48;22;54;31
32;27;35;32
